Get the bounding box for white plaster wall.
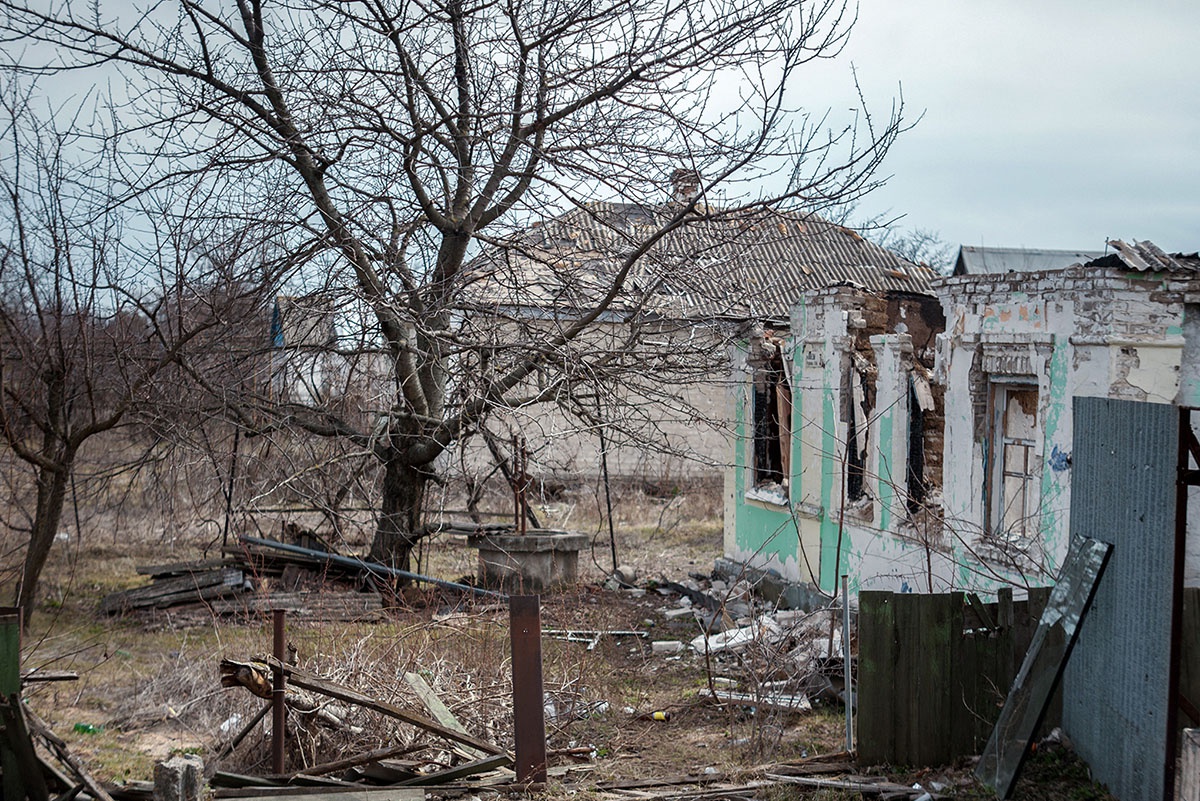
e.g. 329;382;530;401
935;270;1193;591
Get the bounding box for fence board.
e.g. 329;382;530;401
1183;588;1200;731
857;589;1049;767
857;592;896;765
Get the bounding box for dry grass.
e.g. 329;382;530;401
11;477;836;786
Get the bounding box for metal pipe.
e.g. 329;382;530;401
238;535;508;600
272;609;286;775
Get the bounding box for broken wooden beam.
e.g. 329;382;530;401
398;753;512;786
24;705;115;801
263;657;504;755
766;774;925;797
20;669;78;684
403;672;490;761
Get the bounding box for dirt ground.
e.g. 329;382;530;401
9;485;1114;799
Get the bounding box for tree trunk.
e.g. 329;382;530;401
369;454;429;574
17;455;71;629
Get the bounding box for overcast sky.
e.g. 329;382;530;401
807;0;1199;253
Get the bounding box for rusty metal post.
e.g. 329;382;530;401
272;609;286;775
509;595;546;784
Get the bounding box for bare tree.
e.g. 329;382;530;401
876;226;954;274
0;85;272;625
1;0;906;571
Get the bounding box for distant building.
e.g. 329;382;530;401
461;198;932;482
953;245;1105;276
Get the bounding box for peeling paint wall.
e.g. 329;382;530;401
724;287;947;597
724;263;1200;602
936;265;1200;591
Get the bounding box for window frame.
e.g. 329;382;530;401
986;380;1040;540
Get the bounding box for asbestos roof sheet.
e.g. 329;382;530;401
465;202;933;321
1085;239;1200;273
953;245;1105;276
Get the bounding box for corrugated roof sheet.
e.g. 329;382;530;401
1084;239;1200;272
466;202;933;320
953;245;1105;276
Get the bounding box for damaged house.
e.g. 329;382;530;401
725;239;1200;597
458;186;932;485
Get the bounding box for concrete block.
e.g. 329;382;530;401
468;532;588;592
153;754;204;801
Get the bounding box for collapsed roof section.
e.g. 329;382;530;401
464;202;935;323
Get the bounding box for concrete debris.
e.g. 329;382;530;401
690;615;781;654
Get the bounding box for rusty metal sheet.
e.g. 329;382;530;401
975;536;1111;799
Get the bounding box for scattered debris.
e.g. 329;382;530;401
98;528;507;621
543;629;647;651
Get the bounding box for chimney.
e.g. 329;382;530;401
670;168;700;203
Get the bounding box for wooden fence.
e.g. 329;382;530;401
857;588;1052;767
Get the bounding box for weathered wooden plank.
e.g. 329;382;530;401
915;592;955;766
397;753;512;786
99;569;246;614
23;705;115;801
136;558;231;577
0;608;23;801
403;672;487;759
215;789;423;801
855;591;895;765
268;659;503;755
892;593;920;765
1181;729;1200;801
206;592;385;622
766;774;923;796
1180;588;1200;728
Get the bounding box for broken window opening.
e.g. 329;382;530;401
907;370;938;513
987;383;1040;539
752;341;791;488
907;383;928;512
843;355;873;502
